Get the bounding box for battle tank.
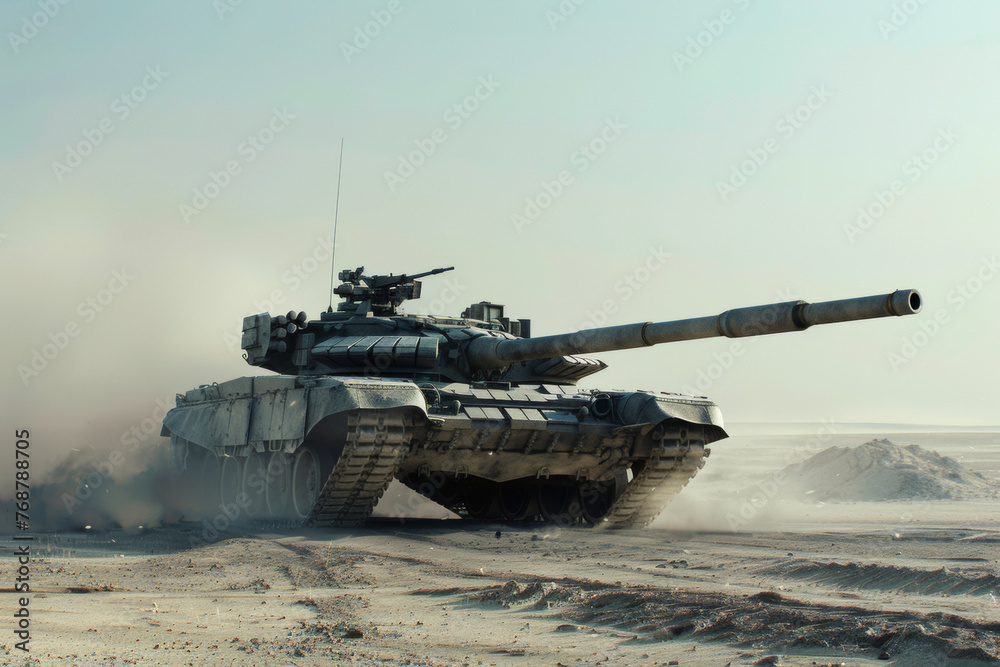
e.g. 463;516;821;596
161;267;921;528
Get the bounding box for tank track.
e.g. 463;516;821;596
305;410;410;527
598;433;707;529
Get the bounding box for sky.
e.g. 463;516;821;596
3;1;1000;482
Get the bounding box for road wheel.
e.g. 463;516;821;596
199;451;222;508
242;450;266;518
498;481;537;521
580;471;627;524
463;479;499;520
219;456;243;512
537;483;580;523
264;452;291;517
291;448;322;520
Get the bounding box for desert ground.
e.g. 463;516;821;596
2;430;999;667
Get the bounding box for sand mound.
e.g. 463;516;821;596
781;438;998;502
761;559;1000;596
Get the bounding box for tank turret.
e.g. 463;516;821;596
240;267;920;386
163;265;921;529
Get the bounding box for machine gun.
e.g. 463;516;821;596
334;266;455;315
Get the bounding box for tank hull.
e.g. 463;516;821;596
161;376;727;528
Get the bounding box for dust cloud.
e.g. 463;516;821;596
12;442;188;532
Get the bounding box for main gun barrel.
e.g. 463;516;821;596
465;289;921;371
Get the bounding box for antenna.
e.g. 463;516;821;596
327;138;345;313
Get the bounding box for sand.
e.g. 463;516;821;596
778;438;999;502
2;431;998;666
